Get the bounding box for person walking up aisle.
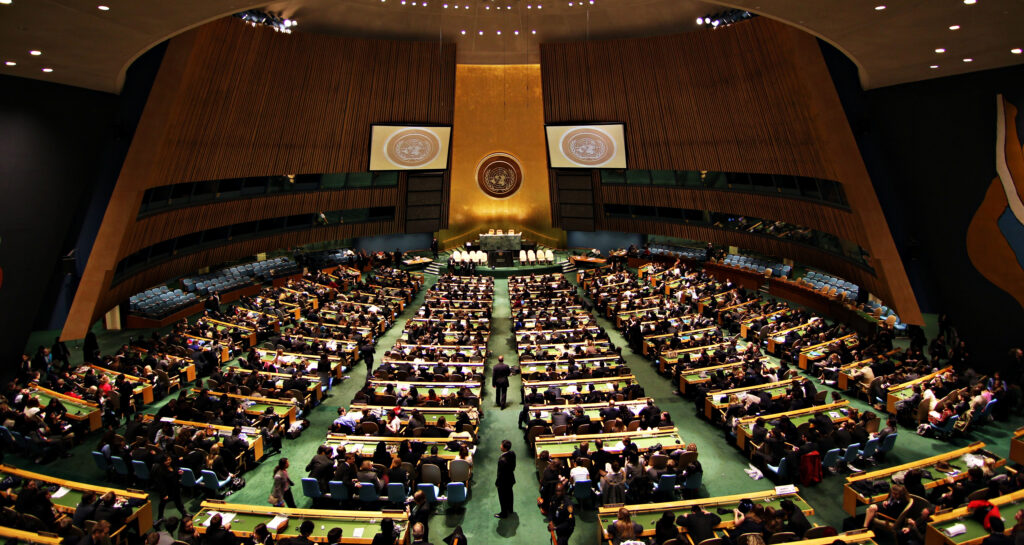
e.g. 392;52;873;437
492;355;510;409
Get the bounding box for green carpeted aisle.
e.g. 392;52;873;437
15;269;1024;545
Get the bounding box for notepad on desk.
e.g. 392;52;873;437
52;486;71;498
943;523;967;537
267;516;288;531
352;528;364;538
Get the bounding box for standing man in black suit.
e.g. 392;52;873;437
360;339;376;375
495;439;516;518
492;355;511;409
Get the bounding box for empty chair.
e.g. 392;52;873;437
858;437;881;462
527;249;536;264
572;479;595;509
544;249;555;263
821;448;843;474
842;443;861;471
654;473;677;501
420;463;442;486
302;478;325;500
449;459;472;484
328;481;350;502
179;467;198;495
445;482;467;510
519;250;528;264
110;456;132;480
200;469;232;497
91;451;110;473
131;460;151;485
416;482;440;504
357;483;381;505
387;483;407;506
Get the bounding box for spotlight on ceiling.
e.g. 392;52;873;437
696;17;703;25
963;0;976;4
697;10;753;29
41;67;53;72
4;61;15;66
0;0;12;5
97;5;110;10
874;5;886;10
234;10;297;33
1012;48;1023;55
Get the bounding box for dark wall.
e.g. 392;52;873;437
828;45;1024;365
0;75;117;362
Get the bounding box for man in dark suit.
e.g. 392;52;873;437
598;401;620;423
495;439;516;518
420;446;449;484
306;445;335;492
780;499;811;538
676;504;721;544
72;491;98;528
492;356;511;409
360;340;376;374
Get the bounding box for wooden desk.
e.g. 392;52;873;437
925;488;1024;545
525;398;651;424
254;349;348;379
192;389;298;424
0;463;152;536
534;427;683;458
765;319;821;354
595;489;817;544
797;334;860;370
843;441;1003;515
325;434;475;459
141;415;264;461
735;401;850;451
642;326;717;357
28;384;101;431
739;309;792;339
521;376;636;398
1011;427;1024;466
886;366;954;415
703;379;800;421
83;364;155;405
675;358;776;394
0;526;62;545
200;318;258;347
194;501;408;544
347;404;479;428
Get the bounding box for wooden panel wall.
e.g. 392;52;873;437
540;17;922;324
599;185;863;244
63;19;456;339
541;18;837;179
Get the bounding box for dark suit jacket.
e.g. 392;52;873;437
677;512;721;544
496;450;516;486
492;363;510;388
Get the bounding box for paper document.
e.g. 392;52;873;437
352;528;364;538
774;485;797;495
829;412;841;419
267;516;288;531
944;523;966;537
52;486;71;498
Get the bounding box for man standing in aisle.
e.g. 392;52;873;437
495;439;516;518
492;355;511;409
360;339;375;375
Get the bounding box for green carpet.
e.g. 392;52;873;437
15;271;1024;545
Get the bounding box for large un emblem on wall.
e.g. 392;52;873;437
476;153;523;198
560;127;615;166
384;128;442;168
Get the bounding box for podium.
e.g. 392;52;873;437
489;250;514;267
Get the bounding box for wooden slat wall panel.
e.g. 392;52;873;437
64;19;456;338
603;217;891;305
102;222;392;313
124;188;400;256
540;18;837;179
600;186;862;244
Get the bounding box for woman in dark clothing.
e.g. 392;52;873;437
372;441;391;467
152;454;188;519
654;511;680;545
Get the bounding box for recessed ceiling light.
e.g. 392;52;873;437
411;2;417;6
537;4;541;8
531;29;536;34
934;48;946;53
460;29;466;34
874;5;885;10
963;0;976;4
41;67;53;72
464;5;468;9
1012;48;1023;55
4;61;15;66
29;50;41;56
963;57;973;62
930;65;939;69
485;5;489;8
527;4;531;7
514;30;519;35
97;5;110;10
478;30;483;35
443;3;448;6
0;0;12;5
948;25;960;30
496;30;501;34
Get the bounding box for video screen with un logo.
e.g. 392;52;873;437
545;124;627;169
369;125;452;171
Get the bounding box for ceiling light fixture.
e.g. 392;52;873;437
930;65;939;69
4;61;15;66
460;29;465;34
41;67;53;72
934;48;946;53
963;0;976;4
1012;48;1023;54
496;30;501;34
963;57;973;62
531;29;536;34
29;50;41;56
478;30;483;35
97;5;110;10
0;0;12;5
874;5;885;10
514;30;519;35
948;25;960;30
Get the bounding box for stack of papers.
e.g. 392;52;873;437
52;486;71;499
829;412;842;419
267;516;288;531
352;528;364;538
944;524;967;537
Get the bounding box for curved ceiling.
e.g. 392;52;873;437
0;0;1021;93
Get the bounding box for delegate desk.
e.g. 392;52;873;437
925;488;1024;545
657;343;731;375
886;366;955;415
194;501;408;544
735;401;851;451
0;526;63;545
676;359;776;395
642;326;718;357
254;349;348;378
0;464;153;536
184;335;231;362
704;379;801;421
765;319;822;354
520;376;636;398
596;489;816;544
842;441;1003;516
367;380;482;403
525;398;652;424
739;309;792;339
534;427;683;458
193;389;299;424
141;415;264;461
519;357;625;378
28;384;101;431
82;364;155;405
324;434;476;459
221;364;324;404
1011;427;1024;466
798;334;860;370
347;404;479;429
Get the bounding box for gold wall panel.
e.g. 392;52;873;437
439;64;565;249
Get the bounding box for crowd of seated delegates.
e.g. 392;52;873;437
205;365;316;412
330;406;476;441
400;318;488;347
523;398;671;438
299;277;401;321
352;381;480;408
518;355;628;382
536;437;701;514
746;407;896;475
373;357;483;382
518;338;620;363
149;389;285;452
690;355;804;417
666;337;764;387
0;479;135;544
0;386;77;462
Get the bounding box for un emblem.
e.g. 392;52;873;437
476;153;523;198
385;128;441;168
561;127;615;167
